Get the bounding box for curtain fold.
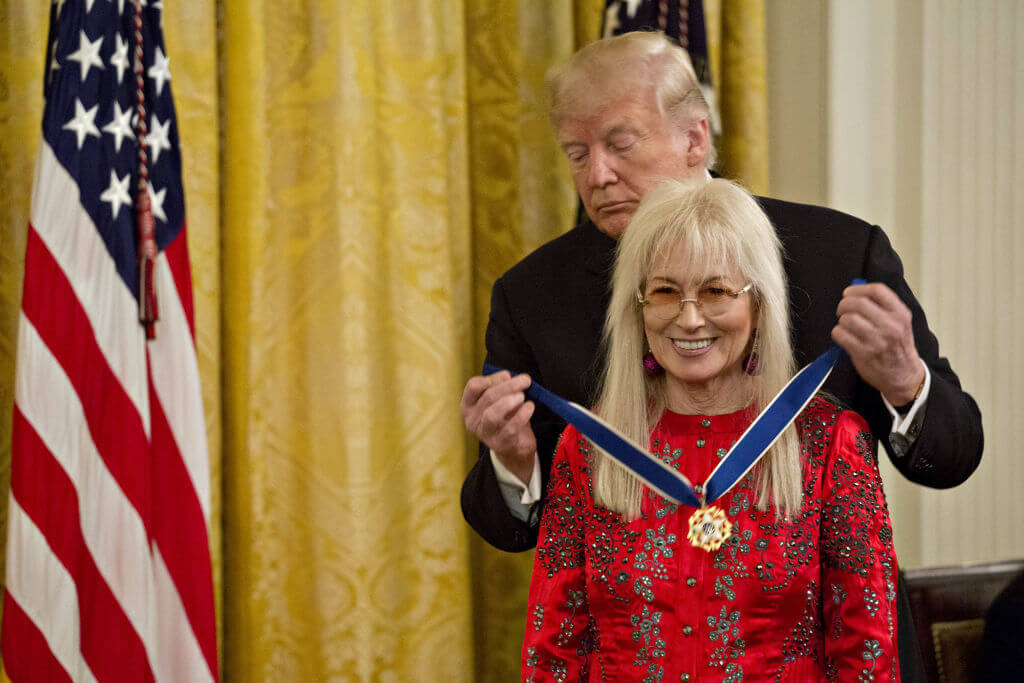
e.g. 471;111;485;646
463;5;585;677
0;3;49;597
161;1;224;668
0;0;768;679
708;0;770;194
218;1;477;679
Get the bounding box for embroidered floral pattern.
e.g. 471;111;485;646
556;589;587;646
634;524;675;580
828;583;848;640
858;639;883;681
630;605;667;681
522;400;899;681
774;582;822;679
532;604;545;631
863;585;880;618
707;605;746;677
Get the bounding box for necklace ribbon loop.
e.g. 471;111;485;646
485;344;841;508
482;281;862;511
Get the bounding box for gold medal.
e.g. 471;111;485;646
687;505;732;552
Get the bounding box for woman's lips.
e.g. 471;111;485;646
672;338;715;355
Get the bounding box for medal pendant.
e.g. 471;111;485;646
687;505;732;552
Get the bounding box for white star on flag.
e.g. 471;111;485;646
102;101;135;152
146;113;171;164
110;34;130;83
147;182;168;223
48;36;60;78
147;46;171;96
624;0;643;17
99;170;132;218
66;30;104;82
62;98;101;149
603;1;621;37
111;0;145;15
53;0;68;18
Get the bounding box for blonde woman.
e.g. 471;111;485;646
522;179;899;681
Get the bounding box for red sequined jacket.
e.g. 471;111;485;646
522;398;900;682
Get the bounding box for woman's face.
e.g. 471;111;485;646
642;246;755;406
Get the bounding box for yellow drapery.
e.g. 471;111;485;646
0;0;49;613
706;0;770;194
0;1;767;679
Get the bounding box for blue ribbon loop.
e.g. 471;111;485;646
481;279;862;507
484;344;843;507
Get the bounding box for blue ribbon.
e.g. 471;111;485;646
485;345;842;507
482;279;861;507
702;344;843;502
482;364;703;506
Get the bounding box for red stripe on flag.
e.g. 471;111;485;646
0;591;74;683
21;226;152;532
10;408;156;683
148;365;218;679
163;221;195;339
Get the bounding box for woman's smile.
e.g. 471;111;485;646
671;337;715;352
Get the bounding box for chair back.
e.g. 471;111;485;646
904;559;1024;683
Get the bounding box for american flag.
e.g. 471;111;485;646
1;1;217;681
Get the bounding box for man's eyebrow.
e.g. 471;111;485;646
605;124;638;138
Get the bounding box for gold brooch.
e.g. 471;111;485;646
687;505;733;552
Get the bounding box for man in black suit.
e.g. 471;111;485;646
459;32;982;680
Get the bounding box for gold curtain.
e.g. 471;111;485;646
0;0;767;680
0;0;48;609
706;0;770;194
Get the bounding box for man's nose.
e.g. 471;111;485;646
587;150;618;188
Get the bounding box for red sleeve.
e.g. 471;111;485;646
521;428;595;681
820;411;901;682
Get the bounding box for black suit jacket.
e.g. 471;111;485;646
461;196;983;552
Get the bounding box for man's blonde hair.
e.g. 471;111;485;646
547;31;717;169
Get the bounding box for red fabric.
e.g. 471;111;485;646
0;593;72;683
522;398;900;682
8;408;155;683
22;228;152;525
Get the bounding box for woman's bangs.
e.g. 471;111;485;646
645;213;745;286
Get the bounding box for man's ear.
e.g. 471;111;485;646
685;118;710;168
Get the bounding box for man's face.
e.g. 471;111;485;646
556;93;705;238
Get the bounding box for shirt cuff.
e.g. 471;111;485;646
881;360;931;455
489;449;542;522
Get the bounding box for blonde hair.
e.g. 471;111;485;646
546;31;717;169
593;179;801;518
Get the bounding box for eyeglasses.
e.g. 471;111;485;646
637;283;754;320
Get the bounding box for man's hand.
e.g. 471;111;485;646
832;282;926;405
461;371;537;483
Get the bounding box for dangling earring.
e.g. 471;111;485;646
643;349;663;376
744;330;761;376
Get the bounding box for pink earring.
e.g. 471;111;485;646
744;330;761;376
643;350;663;376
